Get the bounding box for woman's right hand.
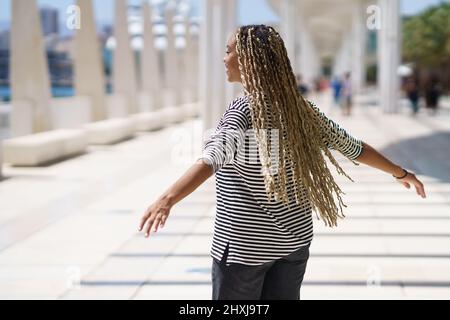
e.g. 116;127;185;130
138;195;174;238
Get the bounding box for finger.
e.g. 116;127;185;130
421;184;427;198
139;213;149;231
145;216;156;237
415;185;422;197
154;215;162;233
417;182;426;198
403;182;411;189
161;216;167;228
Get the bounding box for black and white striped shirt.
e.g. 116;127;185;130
200;96;363;266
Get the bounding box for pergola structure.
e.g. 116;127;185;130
200;0;402;131
270;0;401;115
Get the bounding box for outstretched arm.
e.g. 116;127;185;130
138;159;213;238
355;142;426;198
308;101;426;199
138;103;249;238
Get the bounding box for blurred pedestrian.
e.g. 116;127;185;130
296;74;309;97
405;76;420;116
331;76;343;107
342;72;353;116
425;76;442;116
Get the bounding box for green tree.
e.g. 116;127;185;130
403;2;450;66
403;2;450;91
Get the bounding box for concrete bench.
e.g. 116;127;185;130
160;106;188;125
133;110;167;132
83;118;136;145
132;102;199;132
182;102;200;119
2;129;88;166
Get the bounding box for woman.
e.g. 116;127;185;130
138;25;426;300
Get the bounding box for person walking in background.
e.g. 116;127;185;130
138;25;426;300
341;72;353;116
425;75;442;116
331;76;343;107
296;74;310;97
405;75;420;116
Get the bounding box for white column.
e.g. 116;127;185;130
281;0;296;63
164;3;181;107
199;0;236;132
223;0;239;104
311;42;321;83
298;19;322;88
142;1;163;111
113;0;139;114
333;37;346;77
74;0;107;122
378;0;401;113
200;0;214;131
334;33;352;78
351;2;367;95
332;45;342;78
214;0;238;111
184;17;200;103
11;0;52;136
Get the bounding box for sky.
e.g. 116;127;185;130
0;0;446;31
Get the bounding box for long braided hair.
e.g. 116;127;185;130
235;24;357;227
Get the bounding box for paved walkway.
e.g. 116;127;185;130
0;92;449;300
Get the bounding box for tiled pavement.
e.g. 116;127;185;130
0;92;449;300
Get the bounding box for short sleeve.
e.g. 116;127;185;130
308;101;364;160
198;101;250;174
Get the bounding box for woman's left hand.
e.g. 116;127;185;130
396;172;427;199
138;195;173;238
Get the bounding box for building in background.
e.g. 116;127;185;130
40;6;59;36
0;29;9;94
0;29;9;50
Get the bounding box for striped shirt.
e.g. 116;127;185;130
200;95;363;266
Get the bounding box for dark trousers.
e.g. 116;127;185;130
212;243;310;300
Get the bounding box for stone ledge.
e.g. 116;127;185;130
2;129;88;166
83;118;136;145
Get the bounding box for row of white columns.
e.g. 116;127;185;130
280;0;401;113
332;2;367;94
200;0;239;132
10;0;200;137
333;0;401;112
281;0;321;88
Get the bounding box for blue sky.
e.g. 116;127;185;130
0;0;446;31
